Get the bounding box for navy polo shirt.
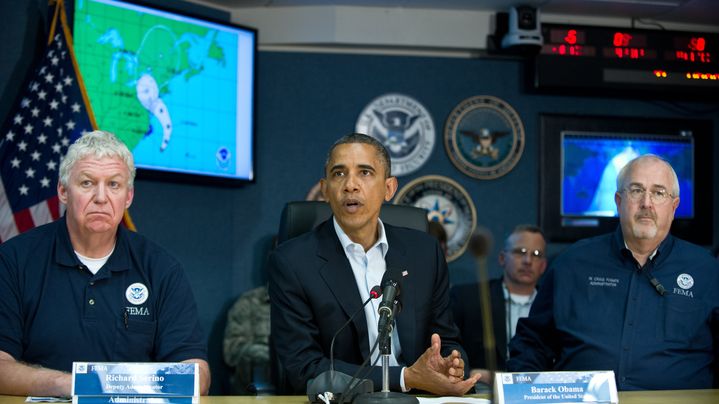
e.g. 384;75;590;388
507;227;719;390
0;217;207;372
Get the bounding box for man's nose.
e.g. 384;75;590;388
94;184;108;203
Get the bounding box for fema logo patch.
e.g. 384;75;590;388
444;96;525;179
125;282;149;305
394;175;476;262
676;273;694;290
356;93;435;176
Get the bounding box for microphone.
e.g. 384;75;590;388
377;278;399;340
645;273;667;296
307;285;382;403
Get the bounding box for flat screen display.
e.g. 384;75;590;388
73;0;256;182
561;132;694;219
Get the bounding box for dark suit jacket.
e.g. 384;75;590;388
450;278;509;370
268;219;467;394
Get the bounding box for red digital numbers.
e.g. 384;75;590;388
689;37;706;51
613;32;632;47
565;29;578;45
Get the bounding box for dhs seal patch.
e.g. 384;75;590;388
125;282;149;305
677;273;694;290
444;96;525;179
394;175;476;262
356;93;435;176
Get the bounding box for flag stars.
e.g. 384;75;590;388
64;76;73;86
13;114;23;125
30;82;39;92
30;151;41;161
10;158;21;168
18;141;28;151
44;73;54;83
40;177;51;188
71;103;81;113
25;168;36;178
31;107;40;117
38;134;47;144
38;90;47;100
49;100;59;110
54;83;63;93
65;120;75;130
23;124;34;134
20;98;31;108
18;185;29;196
61;95;68;104
51;56;59;65
46;160;57;171
61;137;70;146
43;117;53;127
52;143;62;154
6;131;15;141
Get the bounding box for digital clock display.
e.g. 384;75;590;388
535;24;719;99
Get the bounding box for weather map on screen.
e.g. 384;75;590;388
561;132;694;219
73;0;255;181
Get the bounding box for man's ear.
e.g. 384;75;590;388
58;182;68;204
320;178;328;201
384;176;398;202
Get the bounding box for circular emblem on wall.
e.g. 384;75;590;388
393;175;476;262
125;282;149;305
444;95;525;179
356;93;435;176
676;273;694;290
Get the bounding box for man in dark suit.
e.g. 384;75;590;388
450;225;547;384
268;133;479;396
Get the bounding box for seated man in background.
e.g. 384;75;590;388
451;225;546;384
0;131;210;396
223;285;271;394
268;133;479;395
507;154;719;390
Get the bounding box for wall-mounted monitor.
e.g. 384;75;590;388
540;114;713;245
73;0;257;184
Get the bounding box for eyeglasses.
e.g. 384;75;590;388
623;186;675;205
506;247;544;260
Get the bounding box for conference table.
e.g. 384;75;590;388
3;390;719;404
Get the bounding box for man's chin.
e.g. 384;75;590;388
631;224;658;240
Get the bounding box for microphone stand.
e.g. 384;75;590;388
354;300;418;404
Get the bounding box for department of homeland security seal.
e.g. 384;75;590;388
393;175;476;262
444;96;525;179
356;93;435;176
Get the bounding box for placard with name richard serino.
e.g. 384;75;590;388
494;371;618;404
71;362;199;398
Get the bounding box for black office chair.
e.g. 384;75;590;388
277;201;428;245
269;200;429;394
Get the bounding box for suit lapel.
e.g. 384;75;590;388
315;219;371;359
384;224;416;366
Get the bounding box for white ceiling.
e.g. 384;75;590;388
198;0;719;27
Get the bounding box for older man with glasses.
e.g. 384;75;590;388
507;154;719;391
451;225;547;385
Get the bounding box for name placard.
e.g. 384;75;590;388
71;362;199;399
494;371;618;404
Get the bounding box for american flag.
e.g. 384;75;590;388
0;0;133;242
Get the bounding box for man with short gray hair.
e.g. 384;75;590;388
0;130;210;396
507;154;719;390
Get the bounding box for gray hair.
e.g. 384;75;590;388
59;130;136;188
324;133;392;178
504;224;545;249
615;154;679;197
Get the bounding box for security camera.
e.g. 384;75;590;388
501;5;542;49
